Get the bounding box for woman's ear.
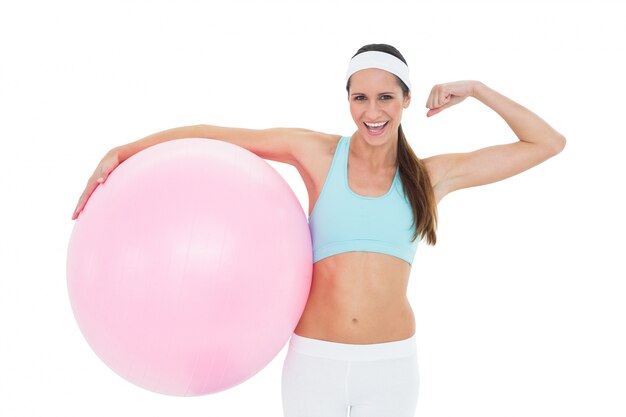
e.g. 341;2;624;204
403;92;411;108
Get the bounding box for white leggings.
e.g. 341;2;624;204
281;333;419;417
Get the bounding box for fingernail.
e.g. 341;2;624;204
97;177;103;182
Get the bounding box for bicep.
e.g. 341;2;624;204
425;140;562;200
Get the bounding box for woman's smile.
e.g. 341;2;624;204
364;121;389;136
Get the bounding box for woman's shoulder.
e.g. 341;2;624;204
289;129;343;166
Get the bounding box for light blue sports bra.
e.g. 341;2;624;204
308;135;418;266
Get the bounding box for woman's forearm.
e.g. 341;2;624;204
471;81;566;153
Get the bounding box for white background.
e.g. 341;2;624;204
1;0;625;416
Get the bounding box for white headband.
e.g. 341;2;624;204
346;50;411;91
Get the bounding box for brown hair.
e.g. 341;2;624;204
346;44;438;245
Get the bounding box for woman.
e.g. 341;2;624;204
72;44;565;417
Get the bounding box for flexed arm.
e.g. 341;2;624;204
423;80;566;201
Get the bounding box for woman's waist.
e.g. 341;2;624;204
295;292;415;343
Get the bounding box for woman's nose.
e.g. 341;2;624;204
366;100;382;117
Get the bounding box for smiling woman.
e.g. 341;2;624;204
71;43;564;417
346;45;437;247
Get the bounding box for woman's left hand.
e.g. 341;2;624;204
425;80;479;117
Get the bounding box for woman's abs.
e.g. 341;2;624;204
293;258;415;344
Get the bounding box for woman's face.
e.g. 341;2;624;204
348;68;411;144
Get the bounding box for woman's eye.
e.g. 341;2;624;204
355;96;366;101
380;95;393;100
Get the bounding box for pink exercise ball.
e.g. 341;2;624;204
67;138;312;396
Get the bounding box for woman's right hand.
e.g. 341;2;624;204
71;147;122;220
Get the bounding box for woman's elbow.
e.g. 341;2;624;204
550;134;567;155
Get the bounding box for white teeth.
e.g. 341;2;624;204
365;121;387;127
